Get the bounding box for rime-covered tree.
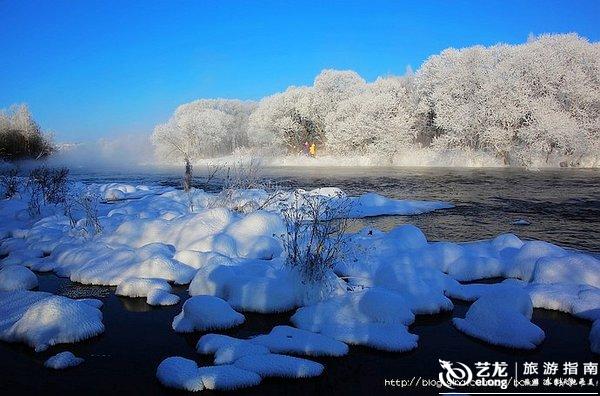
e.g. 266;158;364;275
0;104;53;161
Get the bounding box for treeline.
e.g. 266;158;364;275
0;104;54;161
154;33;600;167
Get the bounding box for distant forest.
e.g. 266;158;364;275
153;34;599;167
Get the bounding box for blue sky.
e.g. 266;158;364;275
1;0;599;142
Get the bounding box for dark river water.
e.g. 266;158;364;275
1;166;599;395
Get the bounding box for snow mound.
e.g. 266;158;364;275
146;288;180;306
504;241;567;281
512;219;530;226
44;351;84;369
234;353;324;378
0;265;38;291
251;325;349;357
532;253;600;288
115;277;171;298
188;257;303;313
453;288;545;350
1;294;104;351
291;289;418;351
172;296;245;332
156;357;204;392
198;365;262;390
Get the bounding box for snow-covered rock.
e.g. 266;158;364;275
172;296;245;332
44;351;84;369
0;265;38;291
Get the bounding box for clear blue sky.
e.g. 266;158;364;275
1;0;599;142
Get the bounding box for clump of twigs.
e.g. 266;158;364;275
63;188;103;239
26;166;70;216
0;167;20;199
280;191;351;302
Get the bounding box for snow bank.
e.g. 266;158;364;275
44;351;84;369
0;265;38;291
172;296;245;332
0;292;104;351
453;288;545;349
156;357;205;392
251;325;349;357
234;353;324;378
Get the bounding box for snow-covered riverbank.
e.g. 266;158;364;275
0;180;599;391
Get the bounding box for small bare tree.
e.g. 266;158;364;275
280;191;351;302
63;188;103;239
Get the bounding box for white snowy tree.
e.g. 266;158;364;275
325;76;416;159
152;103;234;190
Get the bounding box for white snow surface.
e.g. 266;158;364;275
2;180;600;358
44;351;84;369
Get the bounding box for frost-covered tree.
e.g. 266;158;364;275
248;86;321;152
152;105;230;190
248;70;366;153
325;76;416;159
158;33;600;167
0;104;53;161
417;33;599;165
